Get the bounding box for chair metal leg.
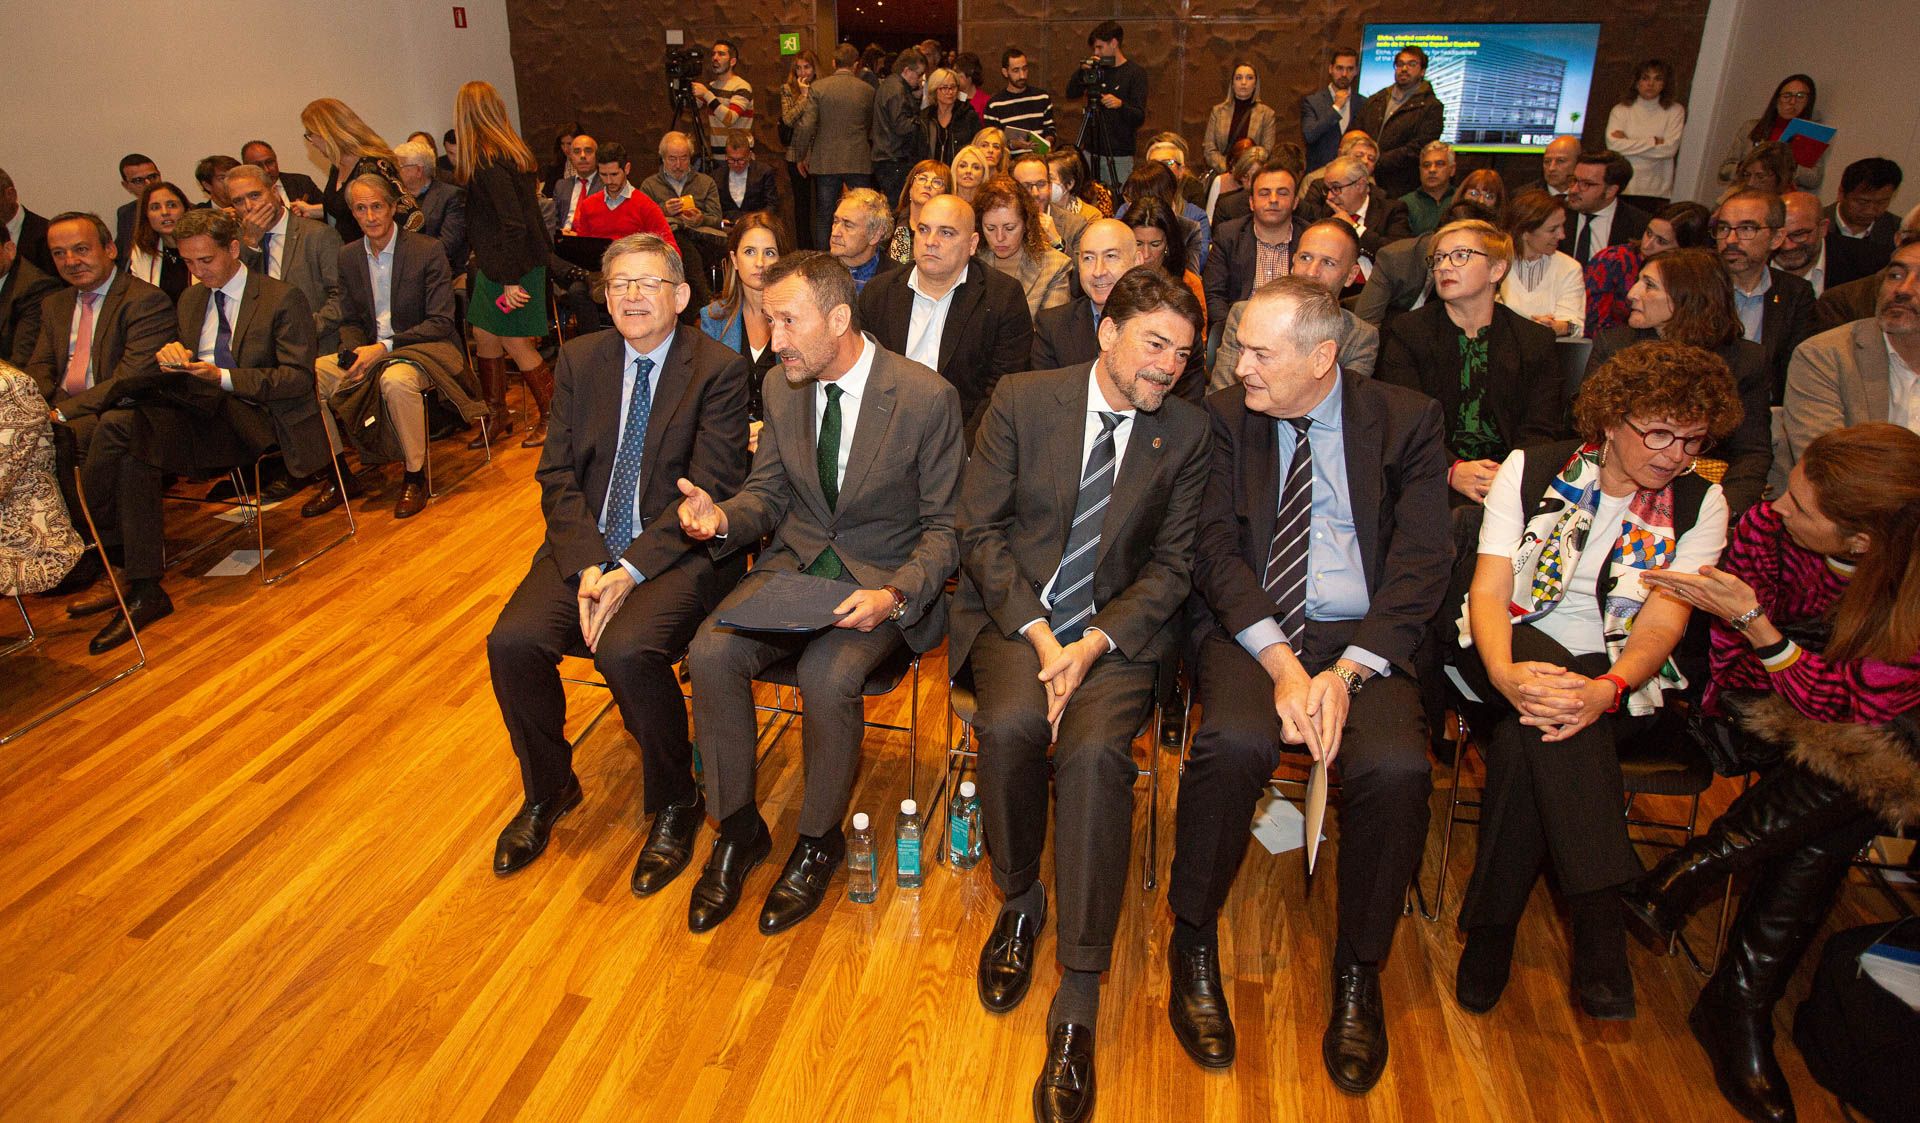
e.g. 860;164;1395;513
2;475;148;745
2;592;36;658
258;452;356;586
423;389;492;500
1144;706;1162;891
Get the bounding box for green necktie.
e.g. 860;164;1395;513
806;384;848;580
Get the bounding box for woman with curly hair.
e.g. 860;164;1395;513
1453;340;1743;1021
975;176;1071;318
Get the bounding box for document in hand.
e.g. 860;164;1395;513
714;570;855;632
1779;118;1837;169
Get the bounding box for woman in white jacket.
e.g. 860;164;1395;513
1607;60;1686;210
1499;189;1586;339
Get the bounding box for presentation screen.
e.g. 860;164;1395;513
1358;23;1602;153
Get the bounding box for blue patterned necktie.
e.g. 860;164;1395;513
258;232;274;278
213;291;236;368
1048;412;1125;643
1265;417;1313;649
603;356;656;567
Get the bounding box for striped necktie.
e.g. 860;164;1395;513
1264;418;1313;649
1048;412;1125;643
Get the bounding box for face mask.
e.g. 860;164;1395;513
1050;182;1067;205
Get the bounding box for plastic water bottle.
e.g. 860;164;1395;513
847;813;878;903
895;799;924;888
948;781;983;869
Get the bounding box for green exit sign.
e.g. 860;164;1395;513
779;33;800;56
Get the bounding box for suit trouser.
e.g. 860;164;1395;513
969;629;1158;973
689;567;906;838
1169;623;1432;966
51;416;97;543
315;355;430;471
1453;625;1646;928
83;403;250;582
487;553;733;812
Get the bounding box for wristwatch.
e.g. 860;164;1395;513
881;585;908;622
1727;605;1766;633
1597;673;1632;713
1330;665;1364;696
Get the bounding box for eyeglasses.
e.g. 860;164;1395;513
911;174;947;187
1324;178;1366;194
1709;221;1775;240
1626;418;1712;455
126;172;162;187
1426;247;1490;270
1777;90;1811;102
1781;226;1821;245
1463;189;1498;203
604;275;677;297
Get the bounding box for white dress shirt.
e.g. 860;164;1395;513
1887;334;1920;434
815;332;878;486
904;263;968;369
1023;361;1137;647
195;264;250;392
1330;85;1352;133
4;208;24;247
1573;199;1617;257
260;209;291;280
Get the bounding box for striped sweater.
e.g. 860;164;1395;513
1708;501;1920;722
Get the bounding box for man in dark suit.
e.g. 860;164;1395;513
856;194;1031;439
716;132;780;225
228;164;342;353
397;138;468;272
66;208;326;652
114;155;164;255
1166;276;1451;1094
1715;188;1817;401
1300;49;1360;174
957;268;1211;1123
1032;219;1133;370
1352;46;1445;198
1561;150;1651;267
487;232;752;883
0;167;54;277
303;174;483;520
1203;152;1303;330
1823;157;1904;289
678;251;964;936
1295;154;1412;262
0;227;61;368
239;141;323;209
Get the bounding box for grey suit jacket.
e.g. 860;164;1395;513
714;338;965;652
1212;304;1377;390
1353;231;1437;329
0;257;63;369
951;363;1210;674
640;173;724;236
173;271;330;478
793;71;876;174
25;269;175;416
1777;319;1893;490
413;179;469;272
244;214;342;352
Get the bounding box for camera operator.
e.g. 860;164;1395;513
1064;21;1147;190
691;39;754;168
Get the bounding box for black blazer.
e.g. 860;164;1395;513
413;180;469;272
1376;299;1561;463
13;209;54;277
536;327;752;581
466;159;551;285
951;362;1211;674
915;101;982;166
173;271;328;478
1587;327;1772;517
0;256;62;368
115;201;138;259
719;161;779;221
857;261;1033;439
26;269;175;416
1352;83;1445;198
334;230;457;351
1560;201;1652;264
1822;206;1897;289
1192;373;1453;674
1756;267;1817;403
1201;214;1268;328
277;171;324;207
1296;186;1414;260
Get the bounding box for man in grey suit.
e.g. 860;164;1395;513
397;139;468;272
793;43;876;251
228;164;342;352
679;251;964;937
956;268;1211;1123
1776;238;1920;491
1212;220;1378;388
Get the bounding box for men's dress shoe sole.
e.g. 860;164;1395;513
631;798;706;897
687;829;772;933
758;844;843;935
492;782;584;876
88;594;172;655
978;909;1043;1013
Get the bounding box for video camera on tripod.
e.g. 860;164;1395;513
666;43;706;109
1077;56;1116;100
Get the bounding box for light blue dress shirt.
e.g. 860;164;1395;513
594;333;673;583
1733;270;1771;344
1234;378;1391;677
365;229;397;349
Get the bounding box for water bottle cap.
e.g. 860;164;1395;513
852;812;870;830
901;799;918;815
959;781;976;797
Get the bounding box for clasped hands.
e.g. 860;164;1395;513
1028;624;1107;739
1267;648;1353;764
1490;660;1615;742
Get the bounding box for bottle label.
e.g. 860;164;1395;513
898;838;921;877
950;815;970;858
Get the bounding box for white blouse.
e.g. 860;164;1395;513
1499;251;1586;337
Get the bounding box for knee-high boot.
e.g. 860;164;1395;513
518;359;555;448
1621;762;1866;942
472;354;513;447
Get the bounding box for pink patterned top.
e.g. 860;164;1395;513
1708;501;1920;722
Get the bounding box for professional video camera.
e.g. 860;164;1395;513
666;43;706;107
1077;56;1115;99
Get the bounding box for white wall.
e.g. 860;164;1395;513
1682;0;1920;205
1;0;518;228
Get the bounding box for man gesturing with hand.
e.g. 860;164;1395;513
682;251;963;939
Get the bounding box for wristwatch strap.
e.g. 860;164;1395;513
1597;673;1631;713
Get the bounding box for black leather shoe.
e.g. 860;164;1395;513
40;551;103;598
978;907;1043;1013
1032;1023;1096;1123
1167;940;1236;1068
758;836;843;935
631;794;706;897
1690;989;1795;1122
492;775;584;875
687;821;772;933
1455;925;1517;1015
88;586;172;654
258;474;303;503
1322;965;1388;1095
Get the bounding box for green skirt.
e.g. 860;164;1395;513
468;266;550;337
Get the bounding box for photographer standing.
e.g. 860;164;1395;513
1065;21;1147;190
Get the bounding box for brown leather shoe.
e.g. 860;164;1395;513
393;476;429;519
300;458;365;518
472;355;512;447
519;360;555;448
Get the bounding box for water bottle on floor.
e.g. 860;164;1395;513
847;812;877;904
948;781;982;870
895;799;924;888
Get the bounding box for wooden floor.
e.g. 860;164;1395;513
1;403;1904;1122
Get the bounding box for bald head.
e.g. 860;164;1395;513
1542;135;1581;191
912;194;979;284
1075;219;1137;308
1775;190;1829;273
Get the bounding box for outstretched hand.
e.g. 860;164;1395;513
676;477;728;540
